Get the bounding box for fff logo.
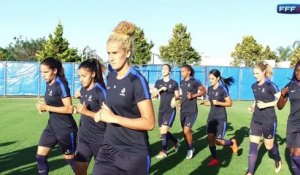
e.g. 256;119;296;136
277;4;300;14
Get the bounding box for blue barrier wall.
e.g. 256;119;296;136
0;61;294;100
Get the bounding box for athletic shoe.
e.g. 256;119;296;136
186;148;195;159
230;137;238;154
156;151;167;159
207;158;219;166
275;160;282;173
174;139;181;153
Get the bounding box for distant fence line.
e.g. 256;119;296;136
0;61;294;100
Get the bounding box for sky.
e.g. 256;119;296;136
1;0;300;64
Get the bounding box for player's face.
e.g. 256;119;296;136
107;40;131;71
40;64;56;83
295;65;300;81
253;67;264;82
209;74;219;86
181;67;190;80
78;68;95;89
162;65;170;77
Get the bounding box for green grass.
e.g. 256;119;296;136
0;98;292;175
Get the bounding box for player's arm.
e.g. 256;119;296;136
212;96;232;107
37;97;74;114
96;100;155;131
277;87;289;110
151;88;159;98
257;92;281;109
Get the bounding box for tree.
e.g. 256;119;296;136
0;47;7;61
262;45;277;60
36;22;80;62
159;23;201;66
290;47;300;66
0;36;45;61
131;27;154;65
231;36;264;67
276;46;292;62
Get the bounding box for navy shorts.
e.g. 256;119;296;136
286;132;300;148
180;112;198;128
75;140;101;162
206;119;227;139
158;110;176;127
249;120;276;139
92;143;151;175
38;128;77;155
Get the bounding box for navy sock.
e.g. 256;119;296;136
293;156;300;169
167;132;178;144
290;155;300;175
188;143;193;150
209;145;217;159
65;158;76;173
224;139;233;146
161;134;168;153
248;142;258;174
269;145;281;162
36;155;49;175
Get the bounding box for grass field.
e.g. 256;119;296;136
0;98;293;175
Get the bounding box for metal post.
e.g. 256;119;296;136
4;61;7;98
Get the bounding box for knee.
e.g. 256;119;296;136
265;144;273;150
183;129;191;135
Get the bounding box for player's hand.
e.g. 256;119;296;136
248;106;254;113
170;97;176;108
95;103;117;123
76;104;87;114
281;87;289;97
74;90;81;99
160;87;167;92
256;101;267;109
212;100;219;105
187;92;193;99
36;102;47;113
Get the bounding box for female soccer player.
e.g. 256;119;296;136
74;59;106;175
35;57;77;174
152;64;180;159
92;21;155;175
277;61;300;175
179;64;206;159
246;62;282;175
200;69;238;166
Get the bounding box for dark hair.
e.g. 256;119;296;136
181;64;195;77
79;59;106;88
209;69;234;92
285;60;300;87
163;64;171;72
41;57;68;85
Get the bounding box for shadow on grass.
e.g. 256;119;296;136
150;125;207;175
0;143;71;175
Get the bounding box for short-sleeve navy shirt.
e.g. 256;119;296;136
180;77;203;112
155;79;179;113
286;81;300;133
78;83;106;143
104;68;151;155
252;79;279;123
207;85;228;121
44;76;77;135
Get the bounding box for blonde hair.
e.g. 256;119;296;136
107;21;136;56
253;62;273;78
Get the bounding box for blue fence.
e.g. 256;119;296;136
0;61;294;100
